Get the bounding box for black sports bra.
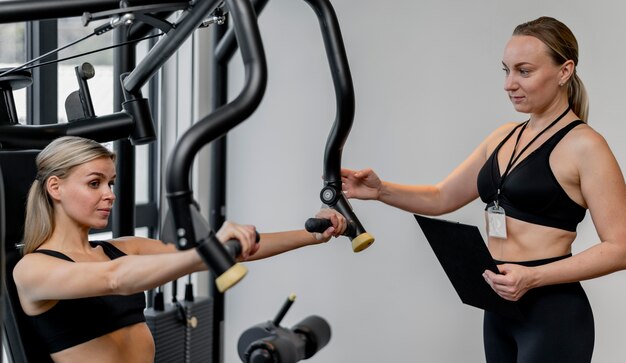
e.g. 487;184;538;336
29;241;146;353
477;120;586;232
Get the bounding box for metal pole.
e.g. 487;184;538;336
112;25;137;237
209;19;228;363
26;20;57;126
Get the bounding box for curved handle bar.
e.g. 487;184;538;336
166;0;266;291
303;0;374;252
303;0;355;183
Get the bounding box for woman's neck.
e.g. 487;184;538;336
528;98;571;130
44;225;92;253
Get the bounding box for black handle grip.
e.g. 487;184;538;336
305;218;355;237
223;231;261;259
305;218;332;233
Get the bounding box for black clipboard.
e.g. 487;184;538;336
414;214;522;319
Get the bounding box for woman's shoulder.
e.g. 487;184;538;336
555;122;619;175
13;251;69;286
562;121;609;153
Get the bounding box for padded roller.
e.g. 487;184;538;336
351;232;375;253
215;263;248;293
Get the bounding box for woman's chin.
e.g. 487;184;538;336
91;221;110;230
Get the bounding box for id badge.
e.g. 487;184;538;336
487;205;507;239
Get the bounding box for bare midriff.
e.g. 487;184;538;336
49;322;155;363
486;214;576;262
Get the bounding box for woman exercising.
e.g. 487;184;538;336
342;16;626;362
13;135;346;362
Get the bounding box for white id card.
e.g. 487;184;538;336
487;205;507;239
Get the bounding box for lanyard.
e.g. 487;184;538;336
495;106;571;206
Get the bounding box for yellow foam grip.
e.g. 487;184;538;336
352;232;375;253
215;263;248;293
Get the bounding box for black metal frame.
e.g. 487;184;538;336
208;0;369;360
164;0;267;276
304;0;373;251
0;0;200;149
214;0;372;250
112;25;139;238
0;0;367;362
0;2;236;362
26;20;57;126
208;1;269;362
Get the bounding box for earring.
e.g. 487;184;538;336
559;82;564;87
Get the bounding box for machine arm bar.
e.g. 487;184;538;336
214;0;270;64
123;0;223;95
0;112;134;149
165;0;267;291
303;0;374;252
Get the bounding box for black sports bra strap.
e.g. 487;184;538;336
495;122;526;152
89;240;127;260
552;119;584;139
33;241;128;262
32;249;74;262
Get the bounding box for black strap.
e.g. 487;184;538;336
32;241;127;262
543;120;585;149
498;106;571;193
89;240;127;260
32;249;74;262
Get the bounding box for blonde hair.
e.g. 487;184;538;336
22;136;115;254
513;16;589;122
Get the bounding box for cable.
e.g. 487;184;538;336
0;22;163;79
0;32;97;78
16;33;163;72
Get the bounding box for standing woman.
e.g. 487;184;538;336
342;17;626;362
13;136;346;362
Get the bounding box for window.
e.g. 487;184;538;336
0;23;27;123
57;17;114;122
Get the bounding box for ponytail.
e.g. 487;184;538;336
22;180;54;254
568;73;589;122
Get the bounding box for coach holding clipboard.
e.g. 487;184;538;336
414;215;522;320
340;16;626;363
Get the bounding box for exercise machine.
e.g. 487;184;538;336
237;294;331;363
0;1;257;361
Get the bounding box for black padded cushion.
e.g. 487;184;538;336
0;150;37;246
0;149;54;363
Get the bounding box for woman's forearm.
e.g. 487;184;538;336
110;249;205;295
378;181;446;215
246;230;318;261
532;239;626;288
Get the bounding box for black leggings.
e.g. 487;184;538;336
483;255;594;363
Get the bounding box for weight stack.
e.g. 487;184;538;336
145;297;214;363
145;303;185;363
185;297;213;361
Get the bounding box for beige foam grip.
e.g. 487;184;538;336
352;232;375;253
215;263;248;293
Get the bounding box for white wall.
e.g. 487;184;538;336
219;1;626;362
